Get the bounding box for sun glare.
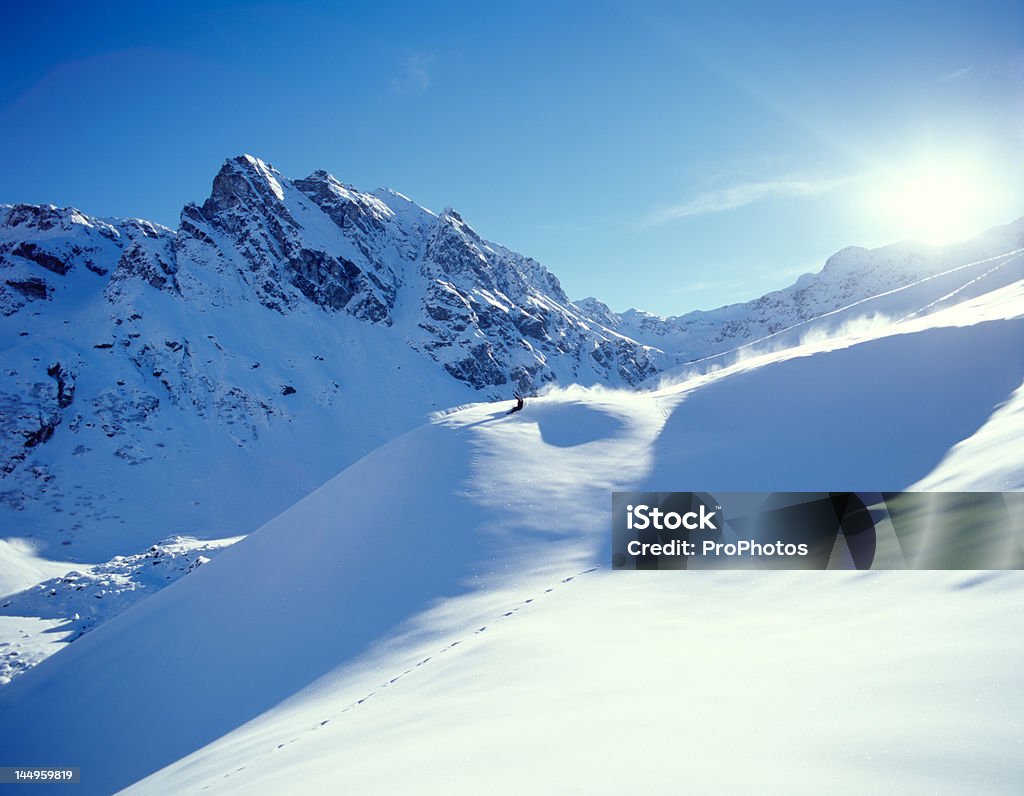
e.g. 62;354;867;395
866;155;1009;246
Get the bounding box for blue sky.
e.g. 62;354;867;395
1;0;1020;314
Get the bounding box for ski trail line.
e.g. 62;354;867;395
197;563;604;791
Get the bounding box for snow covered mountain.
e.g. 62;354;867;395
1;255;1021;794
0;155;661;565
581;217;1024;363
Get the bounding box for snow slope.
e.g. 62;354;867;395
1;270;1021;793
0;534;240;685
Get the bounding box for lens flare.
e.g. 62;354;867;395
865;155;1011;245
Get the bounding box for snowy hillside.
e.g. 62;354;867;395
1;256;1021;793
0;534;240;685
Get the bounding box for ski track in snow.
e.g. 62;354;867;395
197;564;603;791
656;247;1024;381
902;251;1024;320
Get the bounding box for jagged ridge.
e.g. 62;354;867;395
0;155;660;555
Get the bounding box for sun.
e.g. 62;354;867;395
866;155;1007;246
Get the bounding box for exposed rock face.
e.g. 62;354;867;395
1;204;177;315
46;363;75;409
4;277;49;302
174;156;399;323
407;206;661;392
0;360;77;477
12;243;72;276
107;234;179;295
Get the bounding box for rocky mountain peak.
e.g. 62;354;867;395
293;170;395;237
200;155;289;221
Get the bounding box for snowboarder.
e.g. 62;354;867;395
507;392;525;415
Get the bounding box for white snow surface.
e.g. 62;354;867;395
0;272;1021;794
0;535;240;685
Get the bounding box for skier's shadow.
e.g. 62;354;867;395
456;407;523;430
533;402;624;447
